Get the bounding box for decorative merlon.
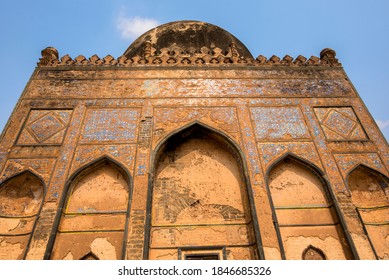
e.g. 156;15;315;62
37;44;341;68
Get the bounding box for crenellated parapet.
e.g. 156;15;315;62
37;44;341;68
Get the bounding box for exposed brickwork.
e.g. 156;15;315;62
126;209;146;260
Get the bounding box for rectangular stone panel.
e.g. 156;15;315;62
358;207;389;224
150;224;251;248
58;214;127;232
80;108;141;143
276;207;338;226
250;107;310;141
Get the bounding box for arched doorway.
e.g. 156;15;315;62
267;155;353;259
146;123;262;260
0;171;44;259
348;165;389;259
49;157;131;260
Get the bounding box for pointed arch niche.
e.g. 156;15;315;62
148;123;261;260
0;171;44;259
267;155;353;259
348;165;389;259
50;158;131;260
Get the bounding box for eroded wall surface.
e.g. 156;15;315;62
0;172;44;259
150;135;256;260
50;161;129;260
268;158;352;259
0;62;388;259
348;166;389;259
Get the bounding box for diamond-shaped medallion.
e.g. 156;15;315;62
314;107;368;141
17;110;73;145
322;109;356;138
28;113;64;142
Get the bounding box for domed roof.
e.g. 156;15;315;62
123;20;253;59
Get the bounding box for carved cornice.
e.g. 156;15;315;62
37;44;341;68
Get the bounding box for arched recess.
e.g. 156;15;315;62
0;171;45;259
302;245;326;260
266;154;354;260
347;164;389;259
49;156;132;260
145;122;264;260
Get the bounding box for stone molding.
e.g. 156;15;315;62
37;44;341;68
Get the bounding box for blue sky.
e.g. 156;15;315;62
0;0;388;141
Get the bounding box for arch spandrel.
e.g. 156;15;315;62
334;153;389;182
152;117;241;151
262;149;324;178
68;148;136;180
152;107;240;148
0;159;55;187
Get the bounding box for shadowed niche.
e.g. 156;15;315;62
303;245;326;260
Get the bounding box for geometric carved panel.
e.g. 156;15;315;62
250;107;310;141
80;108;141;143
17;110;73;145
314;107;368;141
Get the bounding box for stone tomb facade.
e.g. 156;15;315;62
0;21;388;260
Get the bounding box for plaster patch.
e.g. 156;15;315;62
263;247;282;260
90;238;117;260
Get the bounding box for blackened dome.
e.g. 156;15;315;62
123;20;253;59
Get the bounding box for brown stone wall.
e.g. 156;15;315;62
0;65;388;259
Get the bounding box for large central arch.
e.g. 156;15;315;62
145;122;264;260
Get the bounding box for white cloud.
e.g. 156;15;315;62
376;119;389;130
116;14;159;40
